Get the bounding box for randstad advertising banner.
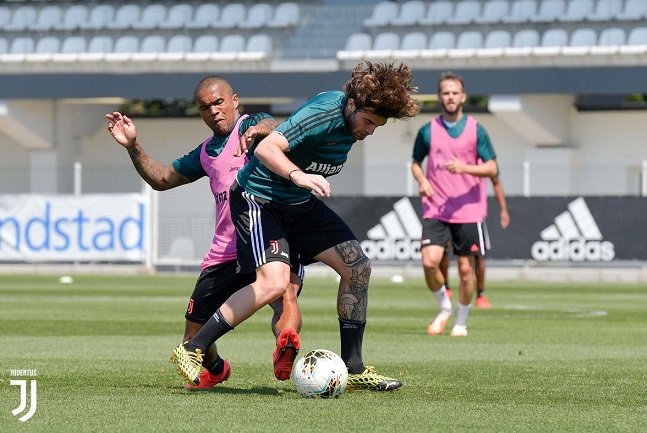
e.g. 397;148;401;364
323;196;647;263
0;194;149;261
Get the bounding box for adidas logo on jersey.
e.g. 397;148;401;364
360;197;422;261
531;197;615;262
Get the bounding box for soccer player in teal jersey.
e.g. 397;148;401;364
107;76;303;388
174;61;420;391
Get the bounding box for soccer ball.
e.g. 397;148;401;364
293;349;348;399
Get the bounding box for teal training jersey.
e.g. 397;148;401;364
237;91;355;204
412;114;497;164
171;113;272;182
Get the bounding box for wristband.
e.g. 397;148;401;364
288;169;301;182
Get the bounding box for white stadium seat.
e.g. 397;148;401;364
4;6;36;31
53;36;87;62
105;35;139;62
588;0;623;21
400;32;428;50
159;4;194;29
502;0;537;23
337;33;372;60
239;33;272;60
0;6;11;29
186;4;219;29
446;1;481;25
419;1;453;25
364;1;398;27
29;5;64;31
475;0;511;24
240;3;273;29
365;32;399;59
55;5;89;31
80;5;115;30
533;28;568;55
560;0;595;22
214;3;247;29
106;4;142;30
186;35;219;61
590;27;625;55
616;0;647;20
392;1;427;26
0;37;8;55
133;4;167;30
530;0;565;22
562;28;596;55
267;2;300;28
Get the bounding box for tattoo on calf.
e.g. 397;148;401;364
335;241;371;321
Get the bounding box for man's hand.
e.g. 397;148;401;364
444;156;466;174
500;209;510;229
418;178;434;198
235;125;261;156
289;171;331;197
106;112;137;149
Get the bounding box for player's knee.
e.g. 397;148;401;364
339;254;371;286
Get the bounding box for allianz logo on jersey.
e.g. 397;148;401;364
361;197;422;261
531;197;615;262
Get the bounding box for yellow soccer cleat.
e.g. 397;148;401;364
347;366;402;391
170;342;204;386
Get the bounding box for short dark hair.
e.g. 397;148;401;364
344;61;420;119
437;71;465;93
194;76;233;102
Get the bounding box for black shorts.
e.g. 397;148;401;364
185;261;255;324
230;181;356;274
186;259;305;324
421;218;485;256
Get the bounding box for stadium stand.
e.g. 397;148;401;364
0;1;646;72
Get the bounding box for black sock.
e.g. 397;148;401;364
339;319;366;374
204;355;224;375
477;289;485;297
187;309;233;353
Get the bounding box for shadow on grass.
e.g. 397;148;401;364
168;385;296;396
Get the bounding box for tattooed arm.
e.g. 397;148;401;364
106;111;190;191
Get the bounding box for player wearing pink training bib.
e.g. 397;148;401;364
107;76;303;389
411;72;498;338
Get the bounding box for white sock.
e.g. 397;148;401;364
433;285;452;311
454;302;471;327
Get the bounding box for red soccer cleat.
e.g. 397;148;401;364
475;295;491;309
185;359;231;390
273;328;300;381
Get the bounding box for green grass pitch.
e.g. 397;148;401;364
0;273;645;432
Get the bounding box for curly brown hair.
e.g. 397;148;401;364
343;61;420;119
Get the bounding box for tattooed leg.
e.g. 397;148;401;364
333;240;371;322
